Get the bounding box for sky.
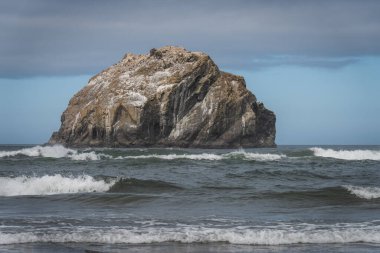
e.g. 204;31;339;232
0;0;379;144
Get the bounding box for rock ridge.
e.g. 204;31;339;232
49;46;276;148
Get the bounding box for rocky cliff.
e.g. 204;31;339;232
49;46;276;148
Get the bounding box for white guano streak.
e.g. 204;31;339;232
71;112;81;135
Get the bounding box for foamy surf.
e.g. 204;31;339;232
311;147;380;161
0;145;285;161
343;185;380;199
225;150;285;161
0;174;115;196
122;151;285;161
123;153;224;160
0;145;104;160
1;222;380;245
9;146;380;161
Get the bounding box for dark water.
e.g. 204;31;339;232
0;145;380;252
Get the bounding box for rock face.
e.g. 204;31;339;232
49;46;276;148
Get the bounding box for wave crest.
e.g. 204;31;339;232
0;145;103;160
310;147;380;161
123;153;223;160
225;150;285;161
122;150;285;161
0;146;285;161
343;185;380;199
0;174;114;196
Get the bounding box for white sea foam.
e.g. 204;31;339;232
0;145;285;161
225;150;285;161
124;153;224;160
0;145;104;160
1;222;380;245
121;151;285;161
311;147;380;161
343;185;380;199
0;174;115;196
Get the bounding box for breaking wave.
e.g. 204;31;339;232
1;222;380;245
225;150;285;161
0;174;115;196
0;145;105;160
122;150;285;161
343;185;380;199
0;146;285;161
0;175;183;196
311;147;380;161
123;153;223;160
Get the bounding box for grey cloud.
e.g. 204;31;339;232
249;56;360;69
0;0;380;77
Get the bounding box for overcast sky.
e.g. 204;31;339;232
1;0;380;77
1;0;380;144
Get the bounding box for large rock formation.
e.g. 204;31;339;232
49;46;276;148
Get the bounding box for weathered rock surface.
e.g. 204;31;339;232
49;46;276;148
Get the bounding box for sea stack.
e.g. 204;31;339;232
49;46;276;148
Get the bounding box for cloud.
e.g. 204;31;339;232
1;0;380;77
249;56;360;69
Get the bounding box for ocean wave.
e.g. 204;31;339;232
0;175;183;196
224;151;285;161
343;185;380;199
310;147;380;161
0;174;115;196
108;178;182;192
262;186;380;201
0;146;285;161
1;222;380;245
0;145;104;160
122;153;223;160
122;150;285;161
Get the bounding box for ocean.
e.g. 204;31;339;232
0;145;380;253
